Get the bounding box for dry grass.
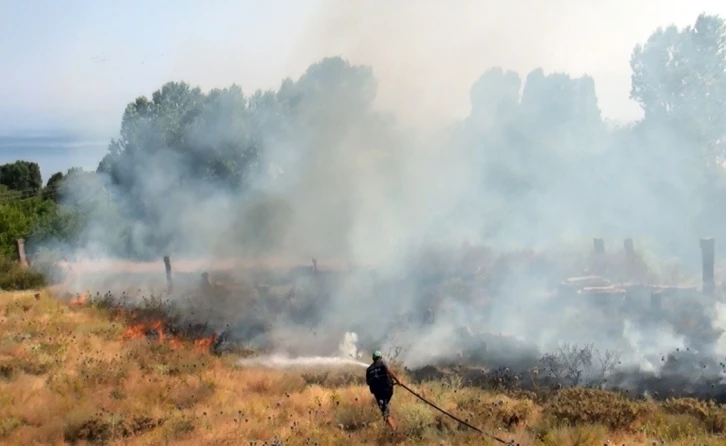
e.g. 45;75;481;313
1;290;726;445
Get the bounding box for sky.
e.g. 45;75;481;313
1;0;725;139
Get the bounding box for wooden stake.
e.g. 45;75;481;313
700;237;715;295
163;255;173;293
16;239;28;269
624;238;634;256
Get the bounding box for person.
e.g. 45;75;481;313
365;350;400;431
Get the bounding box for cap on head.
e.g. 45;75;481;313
372;350;382;360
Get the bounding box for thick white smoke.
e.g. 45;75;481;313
28;6;726;398
237;332;367;369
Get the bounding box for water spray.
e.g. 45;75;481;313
237;331;368;369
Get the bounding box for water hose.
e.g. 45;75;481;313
397;382;513;445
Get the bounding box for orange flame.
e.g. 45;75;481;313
194;337;215;352
150;319;164;343
168;338;185;349
69;291;88;306
122;323;148;341
120;318;215;353
122;319;164;342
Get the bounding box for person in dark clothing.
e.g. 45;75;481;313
366;350;400;431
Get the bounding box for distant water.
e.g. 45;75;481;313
0;134;108;181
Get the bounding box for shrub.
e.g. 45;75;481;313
662;398;726;433
482;397;537;428
62;411;162;444
333;396;379;431
643;413;705;441
545;388;652;430
301;371;330;386
396;401;437;439
0;256;45;290
537;423;609;446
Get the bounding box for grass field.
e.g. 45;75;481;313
2;289;726;445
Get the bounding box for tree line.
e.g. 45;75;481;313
1;13;725;263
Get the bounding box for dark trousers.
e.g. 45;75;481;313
373;388;393;418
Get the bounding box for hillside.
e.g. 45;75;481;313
1;289;726;446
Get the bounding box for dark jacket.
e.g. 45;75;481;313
366;359;394;394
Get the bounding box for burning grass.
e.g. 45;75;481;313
1;289;726;445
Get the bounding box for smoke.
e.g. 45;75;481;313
237;355;368;369
29;5;726;400
338;332;362;359
237;331;368;369
712;302;726;357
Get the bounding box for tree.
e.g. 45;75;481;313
86;56;386;258
0;160;43;194
184;84;260;189
467;67;522;133
45;172;63;190
518;68;602;147
0;197;59;257
288;56;377;124
97;82;205;185
44;171;64;202
630;13;726;166
463;67;604;197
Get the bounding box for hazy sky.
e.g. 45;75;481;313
2;0;726;138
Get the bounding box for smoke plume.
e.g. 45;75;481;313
33;7;726;401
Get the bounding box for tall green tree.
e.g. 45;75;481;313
0;160;43;194
468;68;522;133
45;172;63;190
630;13;726;166
0;198;59;257
44;171;64;202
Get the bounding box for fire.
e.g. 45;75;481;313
58;287;216;353
69;291;88;306
122;319;164;342
122;323;149;341
168;338;185;349
194;337;215;352
120;318;216;353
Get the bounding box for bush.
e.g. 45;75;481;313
0;256;45;290
333;395;379;431
662;398;726;433
483;397;537;428
395;401;437;439
62;410;162;444
537;423;609;446
545;388;652;430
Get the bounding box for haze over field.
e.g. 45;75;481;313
3;0;726;398
2;0;726;133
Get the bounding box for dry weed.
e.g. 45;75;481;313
0;289;725;446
